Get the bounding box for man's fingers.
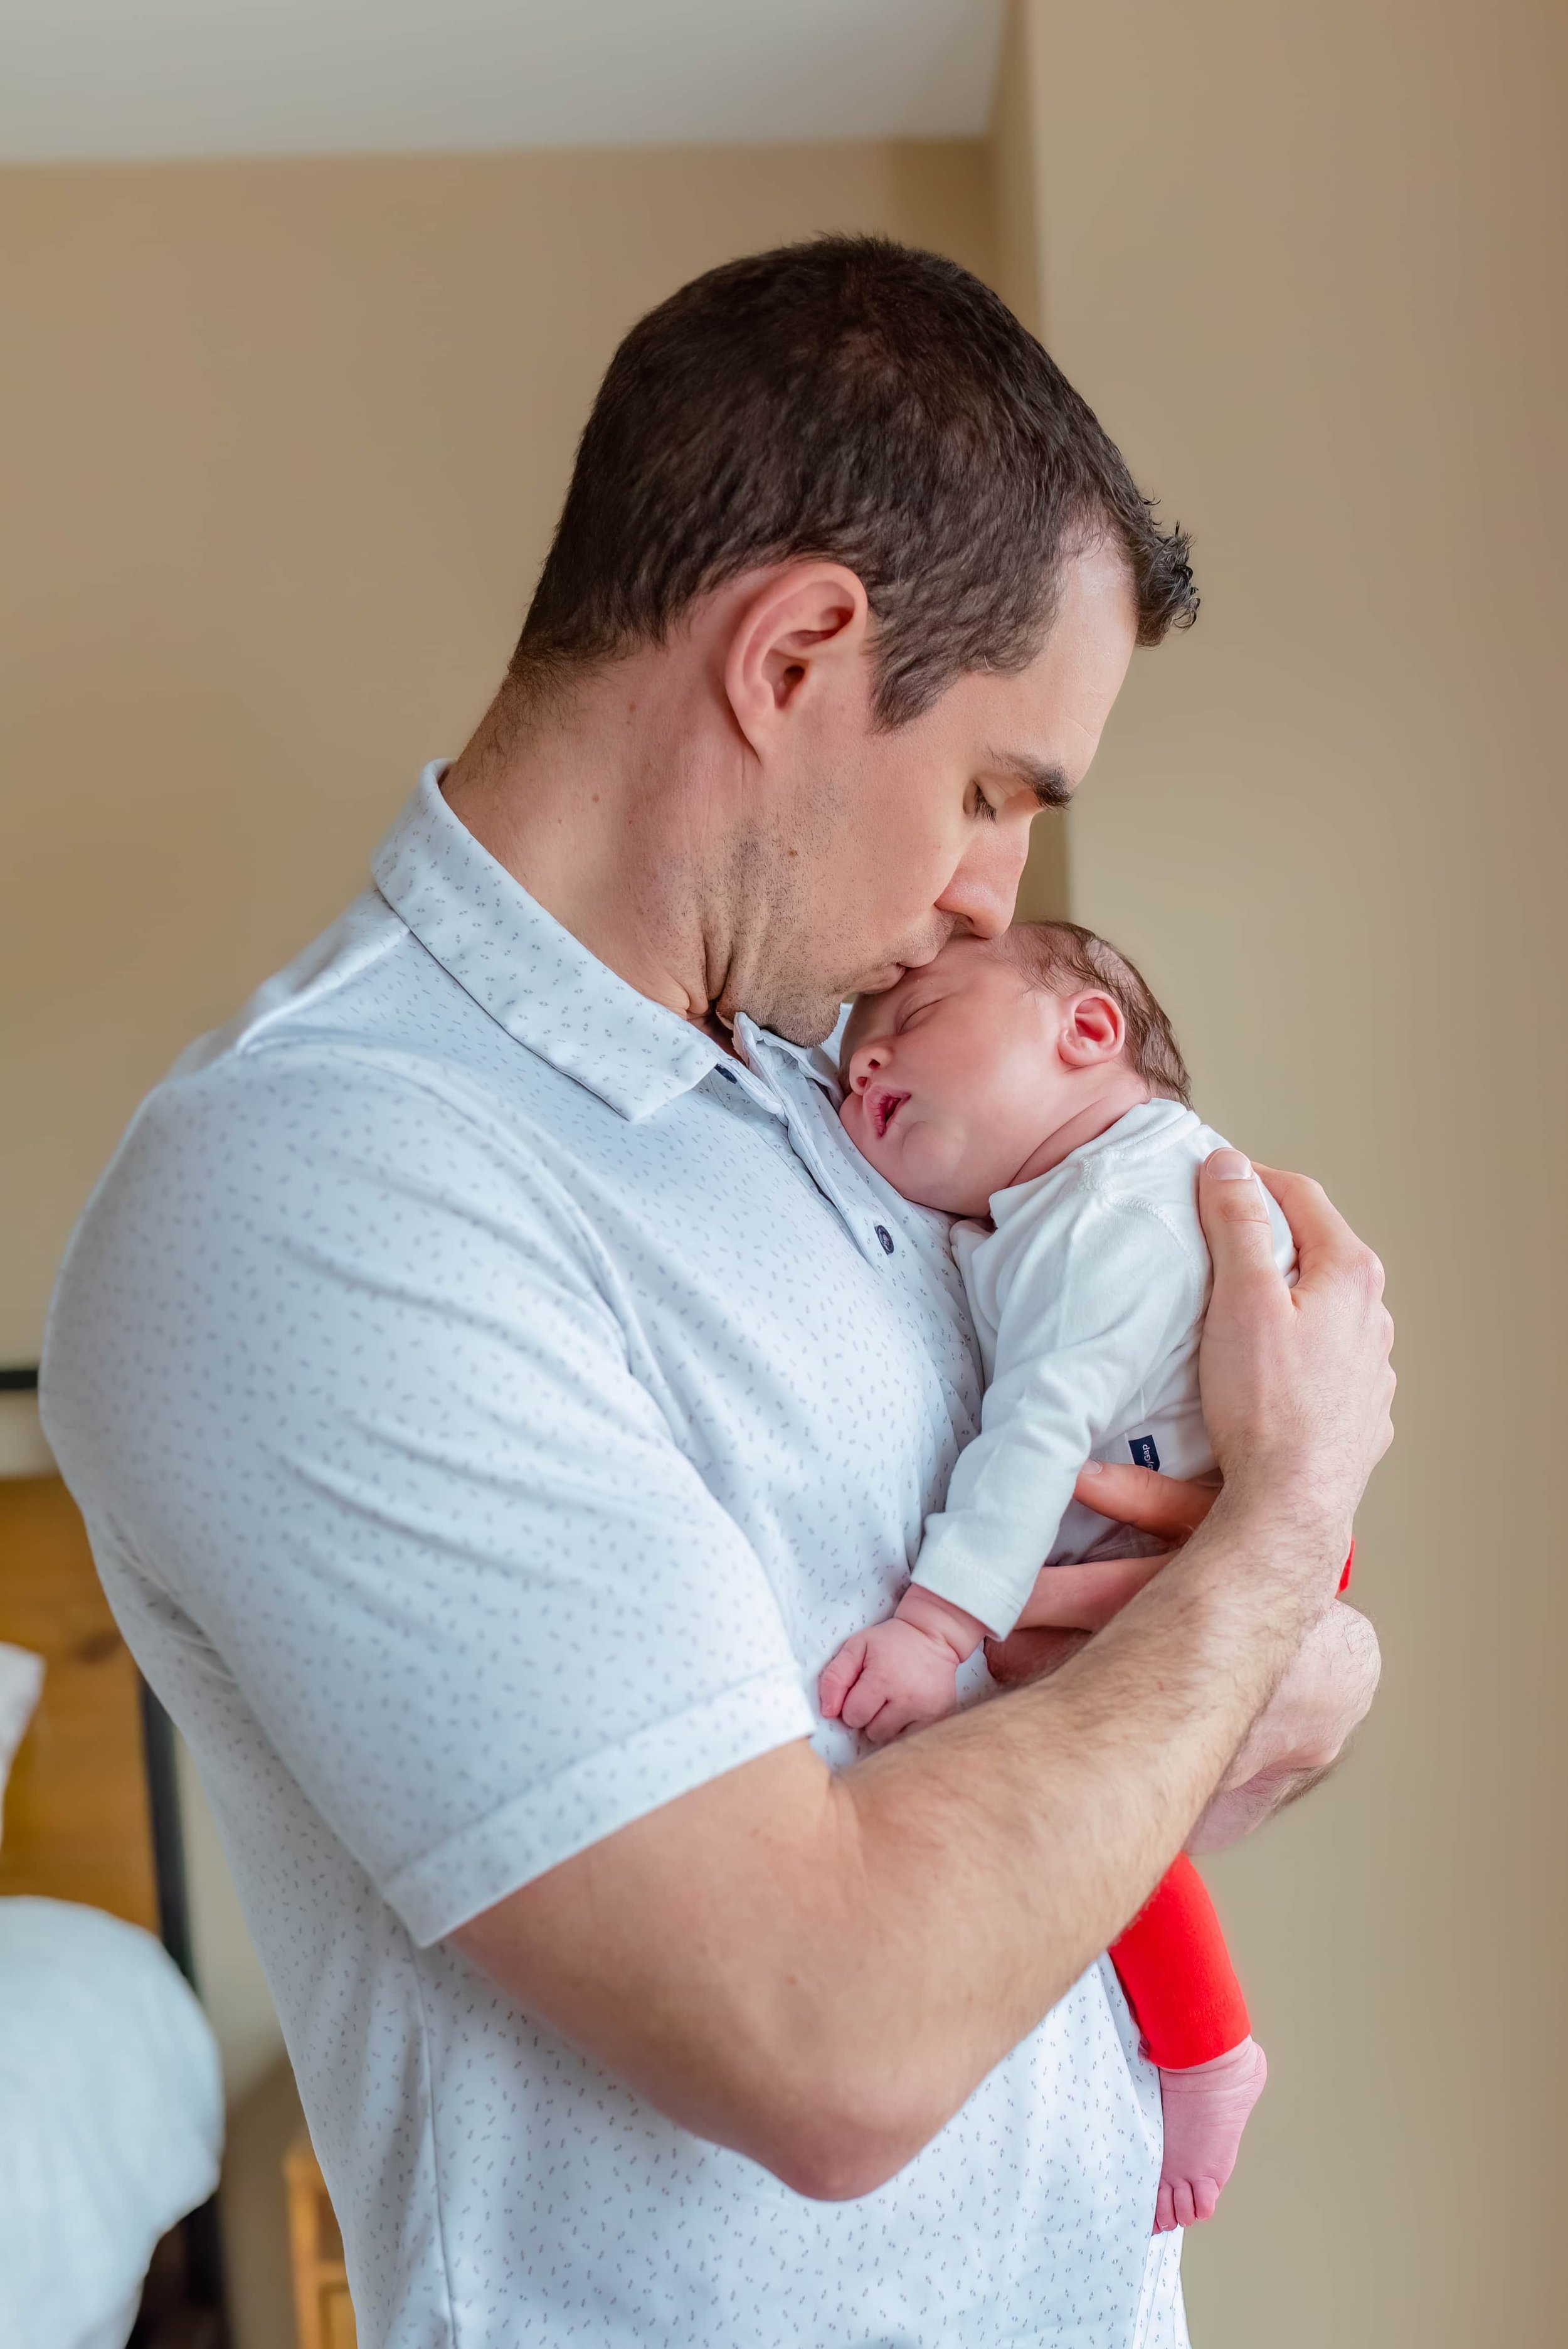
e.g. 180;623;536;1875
1017;1553;1174;1630
1255;1164;1395;1466
1195;1146;1394;1538
983;1625;1090;1688
1074;1462;1217;1540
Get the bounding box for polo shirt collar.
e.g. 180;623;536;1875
372;763;728;1121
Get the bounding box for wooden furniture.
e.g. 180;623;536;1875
0;1472;161;1926
0;1464;226;2343
284;2133;358;2349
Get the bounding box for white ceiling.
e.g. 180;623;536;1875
0;0;1007;164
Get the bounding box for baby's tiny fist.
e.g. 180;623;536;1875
820;1617;961;1745
818;1631;870;1722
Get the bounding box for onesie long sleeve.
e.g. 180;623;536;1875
912;1100;1295;1640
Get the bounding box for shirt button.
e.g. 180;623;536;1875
875;1224;896;1255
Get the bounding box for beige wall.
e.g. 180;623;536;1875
1014;1;1566;2339
987;9;1069;924
0;139;996;1364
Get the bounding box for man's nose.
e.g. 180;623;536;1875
938;821;1034;939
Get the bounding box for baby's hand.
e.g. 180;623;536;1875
818;1588;987;1745
818;1618;961;1743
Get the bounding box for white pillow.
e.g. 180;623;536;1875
0;1641;45;1844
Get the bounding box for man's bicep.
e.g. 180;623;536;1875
102;1059;815;1944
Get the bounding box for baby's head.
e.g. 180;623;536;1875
839;921;1190;1216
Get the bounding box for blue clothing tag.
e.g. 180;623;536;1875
1128;1433;1161;1471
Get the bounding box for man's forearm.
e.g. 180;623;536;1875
819;1488;1335;2126
996;1579;1382;1852
457;1483;1340;2198
457;1161;1394;2197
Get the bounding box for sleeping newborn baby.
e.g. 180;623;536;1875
820;918;1294;2234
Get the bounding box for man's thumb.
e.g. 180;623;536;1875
1199;1150;1278;1261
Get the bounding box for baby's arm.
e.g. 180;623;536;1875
817;1552;1169;1744
913;1204;1203;1638
819;1204;1202;1742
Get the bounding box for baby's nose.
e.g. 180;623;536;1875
846;1041;887;1093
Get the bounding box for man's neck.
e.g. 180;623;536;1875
1005;1069;1157;1189
441;667;744;1038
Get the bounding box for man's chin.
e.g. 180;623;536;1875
750;950;930;1048
754;990;857;1050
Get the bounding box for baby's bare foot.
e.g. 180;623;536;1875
1153;2035;1267;2233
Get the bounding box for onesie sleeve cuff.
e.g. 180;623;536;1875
910;1524;1042;1641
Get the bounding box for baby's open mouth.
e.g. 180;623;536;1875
871;1089;909;1140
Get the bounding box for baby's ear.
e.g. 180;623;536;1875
1059;989;1126;1068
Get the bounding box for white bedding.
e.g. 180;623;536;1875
0;1643;44;1823
0;1897;223;2349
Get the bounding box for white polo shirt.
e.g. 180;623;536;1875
42;766;1187;2349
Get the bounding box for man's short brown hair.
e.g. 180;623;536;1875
511;236;1197;727
1000;921;1192;1108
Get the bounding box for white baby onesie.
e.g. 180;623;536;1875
912;1098;1295;1639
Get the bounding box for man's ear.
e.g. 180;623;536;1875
723;563;871;756
1058;990;1126;1068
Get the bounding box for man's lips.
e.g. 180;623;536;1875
869;1088;909;1140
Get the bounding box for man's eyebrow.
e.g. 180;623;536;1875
990;753;1074;810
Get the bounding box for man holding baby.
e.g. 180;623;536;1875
43;238;1391;2347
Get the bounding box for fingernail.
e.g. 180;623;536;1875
1209;1150;1254;1181
1079;1460;1103;1477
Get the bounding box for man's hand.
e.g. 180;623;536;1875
1199;1155;1394;1559
988;1451;1382;1848
453;1159;1393;2200
1189;1599;1382;1849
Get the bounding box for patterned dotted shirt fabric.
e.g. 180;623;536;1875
42;765;1188;2349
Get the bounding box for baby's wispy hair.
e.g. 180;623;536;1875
998;921;1192;1108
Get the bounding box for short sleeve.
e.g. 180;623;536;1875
45;1047;814;1945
